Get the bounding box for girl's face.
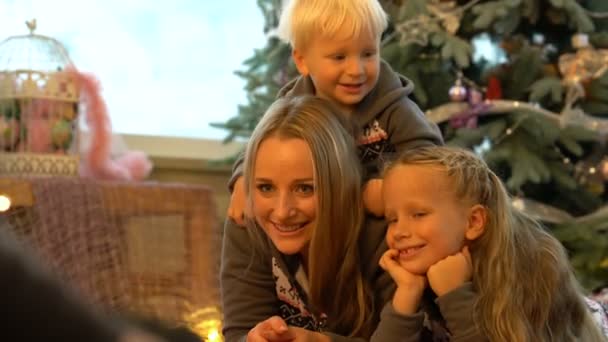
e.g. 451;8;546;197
252;136;317;255
383;164;480;275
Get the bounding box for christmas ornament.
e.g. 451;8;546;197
558;33;608;98
601;157;608;181
393;0;470;46
485;76;502;100
449;78;468;101
449;88;491;129
395;14;436;46
427;0;462;35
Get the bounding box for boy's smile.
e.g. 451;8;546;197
292;25;381;114
339;82;365;94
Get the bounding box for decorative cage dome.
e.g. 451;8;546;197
0;20;80;176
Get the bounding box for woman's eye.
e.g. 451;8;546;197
295;184;314;194
331;54;345;61
256;184;273;193
412;212;427;218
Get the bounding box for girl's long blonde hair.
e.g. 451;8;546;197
243;95;373;336
386;146;605;341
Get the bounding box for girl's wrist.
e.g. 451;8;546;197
392;287;423;315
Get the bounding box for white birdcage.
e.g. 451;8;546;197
0;19;80;176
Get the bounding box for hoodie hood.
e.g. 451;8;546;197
277;60;415;127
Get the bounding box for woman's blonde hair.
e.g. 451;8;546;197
384;146;605;341
277;0;388;50
243;95;373;336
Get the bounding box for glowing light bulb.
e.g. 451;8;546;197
207;329;221;342
0;195;11;212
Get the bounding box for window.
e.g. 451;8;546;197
0;0;266;140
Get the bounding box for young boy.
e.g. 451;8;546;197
227;0;443;223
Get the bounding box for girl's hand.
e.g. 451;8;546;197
427;246;472;297
380;249;426;314
246;316;295;342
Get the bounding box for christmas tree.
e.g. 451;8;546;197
212;0;608;290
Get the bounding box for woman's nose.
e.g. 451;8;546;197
274;193;296;220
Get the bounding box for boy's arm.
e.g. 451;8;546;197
388;97;444;154
227;177;248;226
220;219;278;342
227;150;245;193
227;151;249;226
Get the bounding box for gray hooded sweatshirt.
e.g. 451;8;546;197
228;60;443;189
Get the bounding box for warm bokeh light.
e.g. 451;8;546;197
185;307;223;342
0;195;11;212
207;328;221;342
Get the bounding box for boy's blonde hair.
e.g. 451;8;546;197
384;146;606;342
243;95;374;337
277;0;388;50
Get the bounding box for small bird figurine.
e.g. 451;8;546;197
26;19;37;34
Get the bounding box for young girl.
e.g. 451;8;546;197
379;146;608;341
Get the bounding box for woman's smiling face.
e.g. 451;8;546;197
252;136;317;255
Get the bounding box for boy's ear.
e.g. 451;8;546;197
292;49;309;76
465;204;486;241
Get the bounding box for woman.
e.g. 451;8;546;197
220;95;397;342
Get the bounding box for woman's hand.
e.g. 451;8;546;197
380;249;426;315
246;316;294;342
427;246;472;297
285;327;331;342
246;317;330;342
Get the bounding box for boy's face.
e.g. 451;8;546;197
292;27;381;114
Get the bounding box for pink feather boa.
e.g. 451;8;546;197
66;67;153;181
